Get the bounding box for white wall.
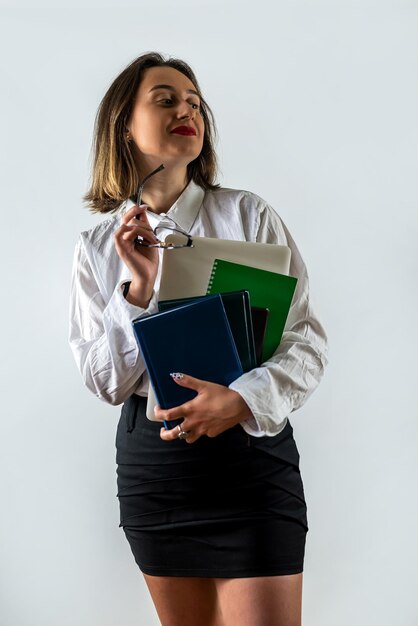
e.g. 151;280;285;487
1;2;417;625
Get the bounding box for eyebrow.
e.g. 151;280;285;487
148;84;200;98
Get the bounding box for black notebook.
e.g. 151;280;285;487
251;307;270;366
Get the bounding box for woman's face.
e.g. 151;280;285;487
127;66;205;172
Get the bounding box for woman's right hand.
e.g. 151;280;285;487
114;204;160;308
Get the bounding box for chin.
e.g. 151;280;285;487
159;151;201;166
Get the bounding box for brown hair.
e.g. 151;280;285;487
83;52;220;214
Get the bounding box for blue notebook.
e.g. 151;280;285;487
132;294;243;429
158;290;257;372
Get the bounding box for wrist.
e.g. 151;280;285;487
229;389;254;421
123;281;153;308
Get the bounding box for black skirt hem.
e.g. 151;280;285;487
138;563;304;578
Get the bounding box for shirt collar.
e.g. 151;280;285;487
124;179;205;233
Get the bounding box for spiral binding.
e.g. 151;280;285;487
206;259;219;294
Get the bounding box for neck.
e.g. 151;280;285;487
136;163;190;214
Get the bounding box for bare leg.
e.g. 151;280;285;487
143;574;224;626
214;573;303;626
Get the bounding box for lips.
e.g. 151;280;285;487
170;126;197;136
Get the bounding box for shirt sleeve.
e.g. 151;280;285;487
68;235;159;405
229;201;329;436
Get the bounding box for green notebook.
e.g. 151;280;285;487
207;259;298;362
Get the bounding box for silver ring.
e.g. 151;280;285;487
177;425;190;440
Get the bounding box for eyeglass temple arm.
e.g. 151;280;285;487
136;163;165;206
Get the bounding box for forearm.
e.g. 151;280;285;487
70;276;159;405
230;329;328;436
73;332;146;405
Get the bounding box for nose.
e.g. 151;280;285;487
176;99;195;120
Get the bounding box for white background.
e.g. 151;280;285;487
0;1;417;625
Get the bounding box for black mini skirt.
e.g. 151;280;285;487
115;394;308;578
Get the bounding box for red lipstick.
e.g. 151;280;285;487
170;126;197;136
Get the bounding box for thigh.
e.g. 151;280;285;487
214;573;303;626
143;574;224;626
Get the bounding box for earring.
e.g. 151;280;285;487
126;132;132;142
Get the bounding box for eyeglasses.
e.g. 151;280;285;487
134;163;194;249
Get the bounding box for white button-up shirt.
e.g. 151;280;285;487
69;180;328;436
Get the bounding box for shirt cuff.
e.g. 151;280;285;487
229;372;292;437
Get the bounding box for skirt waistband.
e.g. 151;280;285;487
125;394;147;433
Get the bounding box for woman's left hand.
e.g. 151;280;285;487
155;373;254;444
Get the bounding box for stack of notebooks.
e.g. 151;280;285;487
132;255;298;429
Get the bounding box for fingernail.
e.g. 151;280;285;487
170;372;184;380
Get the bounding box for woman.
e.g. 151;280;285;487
69;52;328;626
